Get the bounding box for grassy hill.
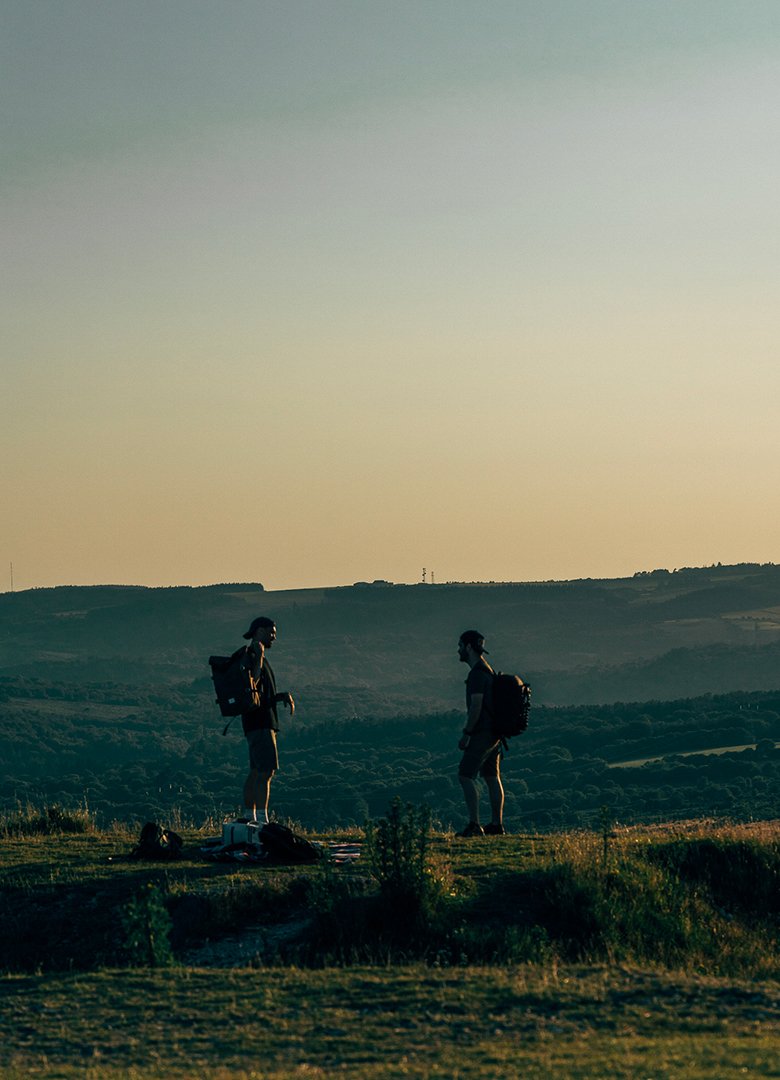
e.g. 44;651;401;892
1;808;778;1078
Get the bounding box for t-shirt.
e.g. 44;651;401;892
465;657;495;733
241;647;280;734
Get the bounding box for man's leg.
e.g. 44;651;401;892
459;774;480;823
243;768;259;820
254;770;273;823
486;775;504;825
244;770;273;823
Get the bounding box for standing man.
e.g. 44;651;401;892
456;629;506;837
241;616;295;823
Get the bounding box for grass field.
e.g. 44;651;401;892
608;742;780;769
2;965;779;1079
1;810;779;1077
0;967;773;1075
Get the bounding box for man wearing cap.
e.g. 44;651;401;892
241;617;295;823
456;629;506;837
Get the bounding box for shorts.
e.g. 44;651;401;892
246;728;279;775
459;730;502;780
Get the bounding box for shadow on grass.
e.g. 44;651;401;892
0;861;315;973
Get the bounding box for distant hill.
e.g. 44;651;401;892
4;565;780;829
2;564;780;712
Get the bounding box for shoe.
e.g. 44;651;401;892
456;822;485;838
483;823;507;835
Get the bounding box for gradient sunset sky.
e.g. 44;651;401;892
3;1;779;592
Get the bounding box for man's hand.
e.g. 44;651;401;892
280;692;295;716
458;734;470;751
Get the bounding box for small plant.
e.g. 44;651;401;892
299;800;453;962
120;883;174;967
599;805;615;868
365;798;450;937
365;799;430;894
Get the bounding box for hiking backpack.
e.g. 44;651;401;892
260;822;321;864
491;672;531;740
129;821;183;861
208;647;260;732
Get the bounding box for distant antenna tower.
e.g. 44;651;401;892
422;567;427;584
9;562;13;593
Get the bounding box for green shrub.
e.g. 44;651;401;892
365;798;450;935
120;883;174;967
299;800;454;963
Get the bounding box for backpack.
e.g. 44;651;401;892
260;822;321;864
130;821;183;861
208;647;260;733
491;672;531;741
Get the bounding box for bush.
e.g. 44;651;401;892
120;883;174;967
365;798;450;936
299;799;453;963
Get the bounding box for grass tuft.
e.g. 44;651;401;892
0;801;97;837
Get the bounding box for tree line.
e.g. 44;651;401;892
2;675;779;831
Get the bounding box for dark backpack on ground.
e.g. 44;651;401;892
260;822;321;864
130;821;184;861
208;646;260;733
491;672;531;741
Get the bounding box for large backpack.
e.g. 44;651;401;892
208;646;260;734
260;822;321;864
129;821;183;861
491;672;531;741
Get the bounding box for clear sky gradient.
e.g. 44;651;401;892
2;1;779;591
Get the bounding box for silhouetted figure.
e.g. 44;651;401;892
455;630;505;837
240;617;295;823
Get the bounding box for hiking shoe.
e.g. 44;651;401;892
456;822;485;838
483;823;507;835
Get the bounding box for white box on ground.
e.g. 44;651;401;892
222;821;263;847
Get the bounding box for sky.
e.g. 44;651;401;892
2;0;780;592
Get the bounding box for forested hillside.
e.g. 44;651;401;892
2;672;778;830
4;564;780;714
3;564;780;829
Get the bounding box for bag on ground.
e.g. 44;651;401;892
260;822;321;864
221;820;263;848
130;821;183;861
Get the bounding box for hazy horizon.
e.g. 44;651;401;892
3;559;774;596
4;2;780;593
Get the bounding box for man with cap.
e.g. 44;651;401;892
455;629;506;837
240;616;295;823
